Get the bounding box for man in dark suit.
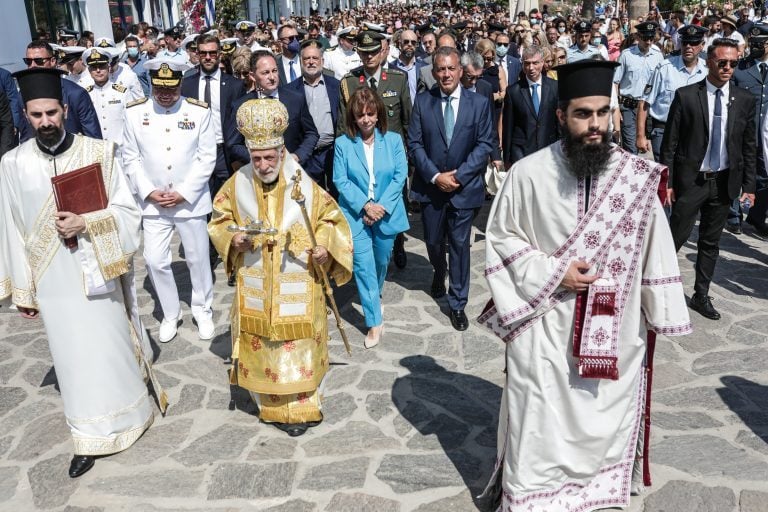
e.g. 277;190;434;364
182;34;245;197
18;40;101;141
661;38;757;320
226;50;319;170
285;40;340;190
732;25;768;237
502;45;560;167
0;90;14;158
495;31;522;82
408;47;495;331
460;52;503;169
275;24;301;86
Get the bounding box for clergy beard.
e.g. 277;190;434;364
36;124;64;148
562;128;612;179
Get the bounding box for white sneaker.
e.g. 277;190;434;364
159;313;182;343
195;314;215;340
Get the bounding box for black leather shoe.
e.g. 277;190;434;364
68;455;95;478
393;235;407;269
725;223;742;235
450;309;469;331
689;293;721;320
746;218;768;239
272;422;309;437
431;274;446;298
227;274;236;287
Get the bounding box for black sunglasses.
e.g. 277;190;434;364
198;50;219;56
715;59;739;69
23;57;53;65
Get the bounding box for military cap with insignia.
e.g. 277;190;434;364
363;22;386;33
58;28;79;40
488;22;507;34
82;48;111;66
337;26;358;39
573;20;592;33
144;59;190;87
749;23;768;40
49;43;66;61
164;26;183;38
356;30;385;53
636;21;659;36
235;20;257;33
450;20;468;31
181;33;200;52
94;36;116;48
220;37;238;55
680;24;708;44
60;45;87;65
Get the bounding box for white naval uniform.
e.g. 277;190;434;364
79;63;144;101
121;96;217;324
324;46;362;80
86;81;130;145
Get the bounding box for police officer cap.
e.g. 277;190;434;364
574;20;592;33
144;59;190;87
356;30;384;52
636;21;659;36
94;36;116;48
488;22;507;33
450;21;468;31
164;26;183;38
236;20;257;33
12;68;66;104
680;24;708;43
555;60;620;102
337;26;358;39
749;23;768;40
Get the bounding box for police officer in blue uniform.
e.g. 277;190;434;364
613;21;664;154
731;24;768;236
638;25;708;161
566;20;601;62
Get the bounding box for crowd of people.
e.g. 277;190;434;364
0;1;764;511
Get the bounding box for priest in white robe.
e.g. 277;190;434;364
479;61;692;512
0;68;163;479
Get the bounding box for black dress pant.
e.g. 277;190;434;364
670;171;731;296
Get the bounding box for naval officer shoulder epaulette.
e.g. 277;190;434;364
325;45;337;52
112;83;127;93
85;85;94;92
186;97;209;108
126;97;148;108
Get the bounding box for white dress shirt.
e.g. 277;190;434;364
363;140;376;199
197;68;223;143
700;79;730;172
282;54;300;82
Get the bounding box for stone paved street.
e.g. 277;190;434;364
1;206;768;512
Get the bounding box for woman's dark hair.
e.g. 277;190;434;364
345;86;387;139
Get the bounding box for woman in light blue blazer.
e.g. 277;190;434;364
333;87;409;349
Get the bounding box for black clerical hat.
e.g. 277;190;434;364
12;68;65;104
555;60;619;102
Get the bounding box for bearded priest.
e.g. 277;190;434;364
0;68;160;478
209;99;353;437
478;60;692;511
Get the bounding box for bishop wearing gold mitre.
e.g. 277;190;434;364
208;99;353;437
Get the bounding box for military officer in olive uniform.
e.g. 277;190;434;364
82;48;131;146
338;30;412;268
121;59;217;344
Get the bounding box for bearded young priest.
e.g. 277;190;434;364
478;60;692;511
208;99;353;437
0;68;160;478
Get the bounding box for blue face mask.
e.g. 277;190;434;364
496;45;508;57
127;47;139;58
286;39;301;54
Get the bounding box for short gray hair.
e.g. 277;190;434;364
521;45;544;61
460;51;484;70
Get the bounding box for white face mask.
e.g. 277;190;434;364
592;37;602;46
558;26;566;33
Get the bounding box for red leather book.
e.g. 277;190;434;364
51;163;107;248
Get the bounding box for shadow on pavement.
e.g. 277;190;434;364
717;376;768;446
392;355;501;511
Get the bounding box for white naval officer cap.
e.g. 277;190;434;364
336;26;358;39
144;58;191;87
181;33;201;52
94;36;116;48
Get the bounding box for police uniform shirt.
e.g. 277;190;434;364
158;48;189;65
122;96;216;217
86;80;129;144
642;55;707;122
566;43;601;63
197;68;223;143
614;44;664;98
325;46;362;80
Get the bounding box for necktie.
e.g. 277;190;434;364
203;75;212;106
444;96;455;144
531;83;540;115
761;63;767;81
289;60;297;81
708;88;722;172
369;77;377;90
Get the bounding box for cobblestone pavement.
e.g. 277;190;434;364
1;206;767;512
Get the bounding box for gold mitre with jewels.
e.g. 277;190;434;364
236;99;289;149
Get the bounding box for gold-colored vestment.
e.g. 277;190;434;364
208;155;352;423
